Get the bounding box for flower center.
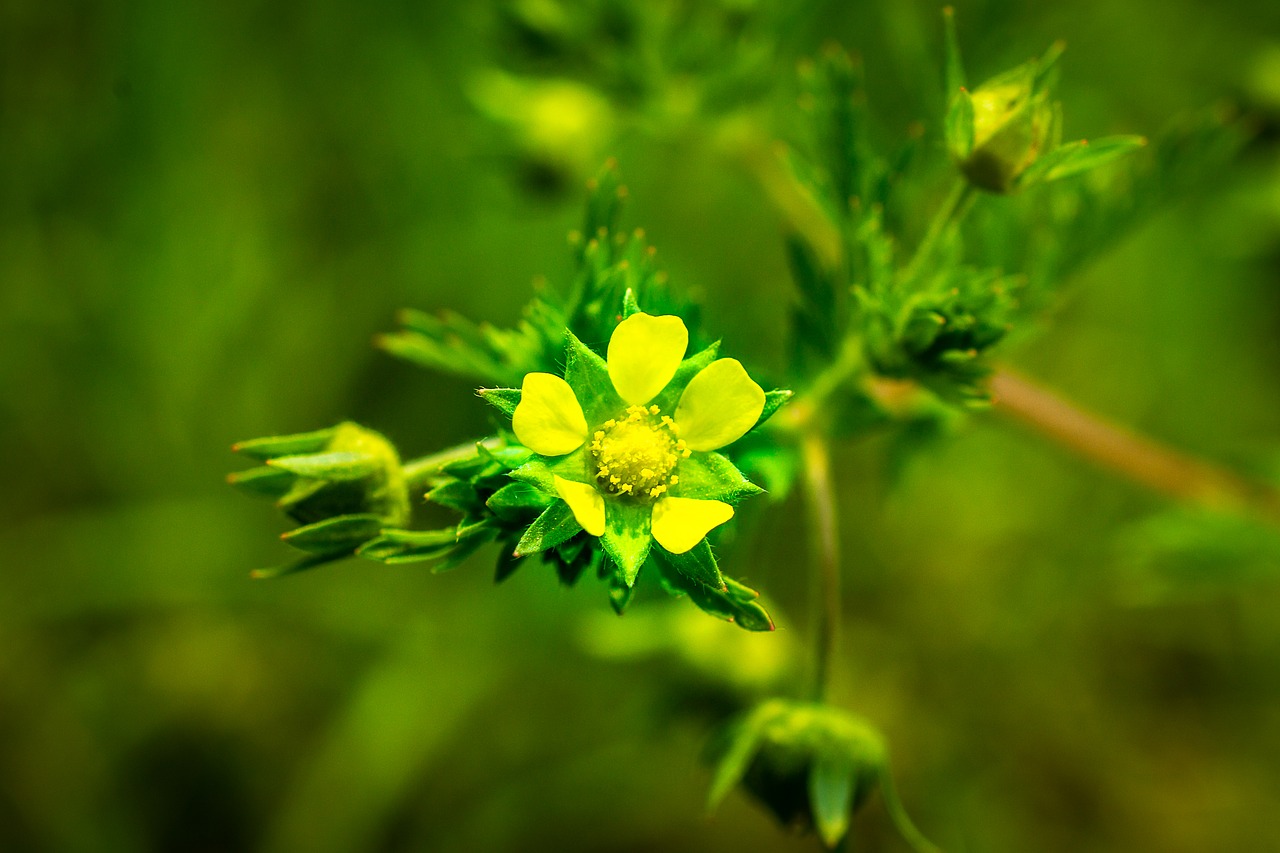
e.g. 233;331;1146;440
589;405;690;499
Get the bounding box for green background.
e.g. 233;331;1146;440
4;0;1280;850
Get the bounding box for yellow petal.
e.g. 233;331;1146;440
512;373;587;456
673;358;765;451
554;475;606;536
651;496;734;554
607;312;689;405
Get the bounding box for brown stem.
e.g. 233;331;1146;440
990;367;1280;526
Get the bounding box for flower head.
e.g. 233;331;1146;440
510;310;767;582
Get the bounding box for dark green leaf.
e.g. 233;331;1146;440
565;331;624;424
486;482;556;521
426;479;482;513
650;342;721;413
515;500;583;556
509;448;591;495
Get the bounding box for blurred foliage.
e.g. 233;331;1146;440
5;0;1280;851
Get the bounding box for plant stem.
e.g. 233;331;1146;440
903;179;975;283
801;431;842;703
401;437;504;490
879;771;942;853
991;367;1280;526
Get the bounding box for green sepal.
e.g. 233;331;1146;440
478;388;521;418
268;452;381;481
494;545;525;583
673;451;765;504
945;86;975;159
432;530;490;573
426;479;482;513
282;513;385;554
809;751;857;848
565;331;624;424
508;448;591;496
250;552;346;580
515;500;583;557
232;426;338;460
942;6;966;94
655;555;775;631
621;287;642;319
227;465;295;499
650;341;720;413
1037;135;1147;183
608;561;636;614
485;481;556;521
707;701;788;808
659;539;725;591
754;390;793;429
601;500;652;587
357;527;459;564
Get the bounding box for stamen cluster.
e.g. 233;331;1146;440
590;404;690;499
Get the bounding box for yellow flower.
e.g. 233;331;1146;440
512;312;765;558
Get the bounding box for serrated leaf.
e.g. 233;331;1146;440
672;452;764;504
515;500;583;557
478;388;521;418
232;426;339;460
810;752;857;848
601;500;652;586
659;539;725;591
282;514;385;554
227;465;296;499
268;452;381;481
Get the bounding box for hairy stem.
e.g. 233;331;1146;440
991;367;1280;526
802;431;842;702
401;437;504;489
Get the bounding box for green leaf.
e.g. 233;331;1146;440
227;465;296;499
673;452;765;504
564;331;624;424
621;287;642;318
601;500;652;586
654;555;775;631
650;342;720;413
485;482;556;521
268;452;381;481
282;514;385;554
659;539;725;591
232;426;339;460
432;533;490;573
478;388;521;418
1042;135;1147;182
515;500;583;557
809;752;857;848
